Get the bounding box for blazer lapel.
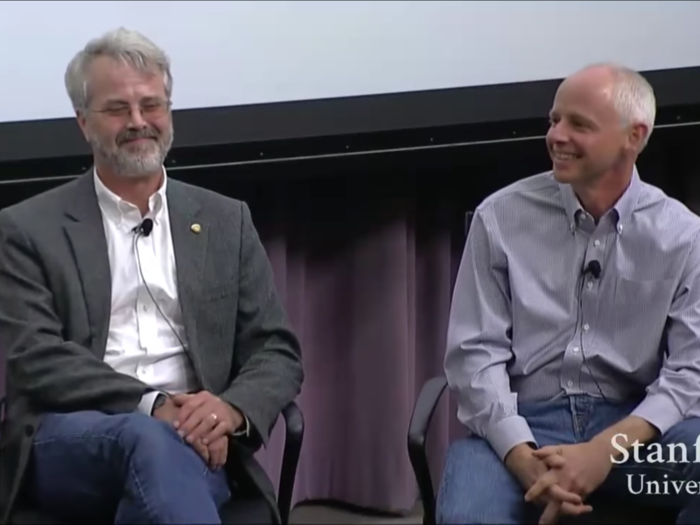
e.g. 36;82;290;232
63;172;112;359
167;181;208;381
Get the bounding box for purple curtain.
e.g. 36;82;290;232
242;171;474;513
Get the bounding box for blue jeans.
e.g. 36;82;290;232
436;395;700;524
26;411;231;524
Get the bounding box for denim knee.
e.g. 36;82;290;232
436;438;525;524
112;413;182;455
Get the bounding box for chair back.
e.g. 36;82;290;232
0;346;5;421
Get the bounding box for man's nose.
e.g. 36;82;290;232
548;125;568;145
127;106;149;129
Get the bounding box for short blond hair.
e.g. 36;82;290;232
65;27;172;112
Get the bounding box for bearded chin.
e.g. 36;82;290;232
111;149;164;178
89;131;173;179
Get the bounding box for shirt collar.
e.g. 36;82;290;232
93;167;168;228
559;166;642;235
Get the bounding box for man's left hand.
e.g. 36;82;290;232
172;391;244;445
525;442;613;504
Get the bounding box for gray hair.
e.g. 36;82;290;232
585;62;657;148
65;27;172;112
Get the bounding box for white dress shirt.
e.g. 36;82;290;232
94;170;198;415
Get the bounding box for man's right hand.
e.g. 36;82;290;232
505;443;591;520
206;435;229;470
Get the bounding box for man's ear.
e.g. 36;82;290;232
76;111;90;142
627;122;649;153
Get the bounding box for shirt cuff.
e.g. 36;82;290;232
486;415;538;462
138;391;163;416
232;412;250;437
631;393;683;435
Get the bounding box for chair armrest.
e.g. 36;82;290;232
278;401;304;525
407;375;449;525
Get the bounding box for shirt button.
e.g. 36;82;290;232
594;240;600;247
567;380;574;387
583;324;590;331
573;347;580;353
587;281;593;289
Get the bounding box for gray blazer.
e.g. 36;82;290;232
0;172;304;523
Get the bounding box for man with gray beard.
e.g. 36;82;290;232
0;28;303;524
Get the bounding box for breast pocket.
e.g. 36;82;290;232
613;277;675;338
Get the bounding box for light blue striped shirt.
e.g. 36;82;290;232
445;169;700;461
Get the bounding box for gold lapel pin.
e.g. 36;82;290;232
191;223;202;234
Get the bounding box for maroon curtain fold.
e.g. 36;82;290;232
245;171;472;513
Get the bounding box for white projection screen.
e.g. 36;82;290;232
2;0;700;163
1;0;699;125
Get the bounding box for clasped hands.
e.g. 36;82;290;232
509;441;612;524
153;391;244;470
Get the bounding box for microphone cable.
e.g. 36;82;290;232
576;259;609;402
132;219;194;375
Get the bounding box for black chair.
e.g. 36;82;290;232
406;211;677;525
0;396;304;525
